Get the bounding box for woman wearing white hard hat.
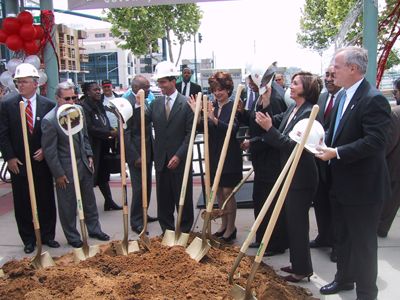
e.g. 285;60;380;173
255;71;323;282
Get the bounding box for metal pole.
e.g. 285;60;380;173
4;0;19;61
363;0;378;86
194;33;198;83
106;55;109;80
40;0;58;102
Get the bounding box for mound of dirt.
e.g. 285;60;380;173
0;235;317;300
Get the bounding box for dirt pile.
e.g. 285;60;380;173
0;235;317;300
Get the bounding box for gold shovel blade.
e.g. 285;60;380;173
185;236;212;262
228;284;257;300
161;230;190;247
31;252;56;269
115;240;140;255
73;244;100;264
0;269;4;277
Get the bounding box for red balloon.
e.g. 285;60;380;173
6;35;23;51
23;40;39;55
17;11;34;25
19;24;37;41
0;29;10;44
2;17;20;35
33;25;45;40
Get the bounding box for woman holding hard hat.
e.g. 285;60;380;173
256;71;323;282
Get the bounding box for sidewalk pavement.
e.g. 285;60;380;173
0;175;399;300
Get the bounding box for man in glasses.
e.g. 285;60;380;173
275;73;286;90
378;77;400;238
0;63;59;254
41;81;109;248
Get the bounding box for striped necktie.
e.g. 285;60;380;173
26;100;33;134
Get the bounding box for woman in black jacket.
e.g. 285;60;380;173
81;82;122;211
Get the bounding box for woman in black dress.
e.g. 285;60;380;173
81;82;122;211
190;71;242;241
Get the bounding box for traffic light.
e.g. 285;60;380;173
198;33;202;43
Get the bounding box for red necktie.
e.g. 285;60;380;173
26;100;33;134
324;94;334;121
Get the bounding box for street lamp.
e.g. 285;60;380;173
98;52;116;80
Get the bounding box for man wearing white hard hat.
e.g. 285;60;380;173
133;61;194;234
41;81;110;248
0;63;59;254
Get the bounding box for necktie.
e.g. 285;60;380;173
165;97;171;120
332;92;346;141
324;94;334;121
182;83;187;96
248;89;254;110
26;100;33;134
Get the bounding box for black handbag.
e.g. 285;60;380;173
104;153;121;174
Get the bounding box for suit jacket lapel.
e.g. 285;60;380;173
317;93;329;123
32;94;43;137
282;102;309;135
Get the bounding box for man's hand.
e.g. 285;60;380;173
7;158;23;174
56;175;69;189
89;156;95;172
240;139;250;151
315;146;337;161
32;148;44;162
134;157;142;168
167;156;181;169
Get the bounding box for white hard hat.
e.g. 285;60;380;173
13;63;39;79
57;104;84;136
289;119;326;154
151;61;180;81
107;98;133;129
284;88;296;106
251;61;277;94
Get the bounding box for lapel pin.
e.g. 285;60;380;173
36;116;40;121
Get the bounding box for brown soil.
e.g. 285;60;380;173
201;209;231;220
0;234;317;300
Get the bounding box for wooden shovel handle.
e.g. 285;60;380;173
206;84;244;213
221;167;254;211
203;95;211;202
119;114;128;214
19;101;39;230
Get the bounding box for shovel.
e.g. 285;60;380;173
229;105;319;300
162;92;203;247
138;89;151;250
59;107;100;263
186;84;244;262
201;167;254;220
19;101;56;270
115;113;140;255
0;269;4;277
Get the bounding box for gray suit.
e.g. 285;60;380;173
41;105;102;244
134;91;194;233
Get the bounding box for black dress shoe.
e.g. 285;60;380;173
147;215;158;222
104;199;123;211
320;281;354;295
220;228;237;242
132;225;149;235
330;246;337;262
43;240;60;248
263;249;285;257
377;230;387;238
89;231;110;241
68;240;84;248
24;243;35;254
310;237;331;248
212;228;226;237
249;242;260;248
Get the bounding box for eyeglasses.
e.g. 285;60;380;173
15;80;34;86
275;78;282;82
60;96;78;101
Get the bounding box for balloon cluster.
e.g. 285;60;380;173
0;11;44;55
0;55;48;91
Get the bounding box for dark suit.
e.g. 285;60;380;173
238;91;288;252
41;105;103;244
176;81;202;98
326;79;391;299
313;90;344;245
379;105;400;236
262;101;318;275
134;91;194;233
125;93;153;228
0;93;56;246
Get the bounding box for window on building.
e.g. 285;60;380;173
100;44;106;49
95;33;106;38
109;33;113;37
123;32;129;37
